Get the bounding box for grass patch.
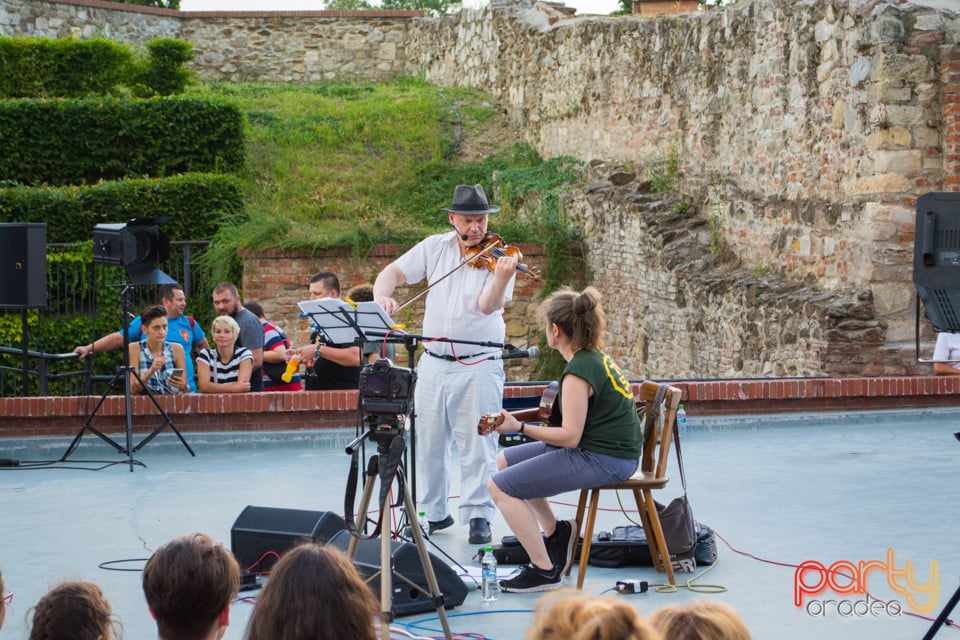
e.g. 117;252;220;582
191;78;586;291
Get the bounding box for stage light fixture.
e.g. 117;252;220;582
92;219;174;285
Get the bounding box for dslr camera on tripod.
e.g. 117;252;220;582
358;359;416;437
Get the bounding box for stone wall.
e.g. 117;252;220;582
2;0;959;376
405;0;960;373
0;0;422;80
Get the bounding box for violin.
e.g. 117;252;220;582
478;382;559;435
465;233;540;282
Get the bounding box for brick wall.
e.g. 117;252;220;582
2;375;957;439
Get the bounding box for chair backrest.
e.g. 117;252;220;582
636;381;683;478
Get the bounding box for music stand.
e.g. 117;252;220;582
298;298;423;490
61;284;195;471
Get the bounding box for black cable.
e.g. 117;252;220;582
0;459;145;471
98;558;148;572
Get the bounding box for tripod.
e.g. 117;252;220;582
345;423;453;640
922;582;960;639
61;285;194;471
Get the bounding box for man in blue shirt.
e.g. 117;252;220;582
74;283;208;392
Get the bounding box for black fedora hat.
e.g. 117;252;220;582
443;184;500;215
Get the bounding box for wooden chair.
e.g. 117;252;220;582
566;380;683;589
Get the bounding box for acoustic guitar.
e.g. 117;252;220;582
477;381;560;435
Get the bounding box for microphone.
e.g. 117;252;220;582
487;346;540;361
461;233;469;241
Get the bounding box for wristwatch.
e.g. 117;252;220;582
519;421;526;434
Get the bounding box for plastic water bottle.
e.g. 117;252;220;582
481;546;499;602
677;404;687;431
417;511;429;539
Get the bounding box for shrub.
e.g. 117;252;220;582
0;37;132;98
0;96;246;185
0;173;244;243
130;38;196;97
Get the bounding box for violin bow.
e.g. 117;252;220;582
395;242;500;312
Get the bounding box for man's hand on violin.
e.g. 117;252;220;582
493;253;518;282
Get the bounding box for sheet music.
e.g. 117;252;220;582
297;298;398;346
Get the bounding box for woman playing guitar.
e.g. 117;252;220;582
478;286;642;594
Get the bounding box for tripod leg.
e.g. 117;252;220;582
132;380;195;456
348;455;380;561
379;518;394;640
922;582;960;640
61;369;128;462
402;480;453;640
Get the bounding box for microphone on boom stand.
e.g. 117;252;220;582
485;346;540;361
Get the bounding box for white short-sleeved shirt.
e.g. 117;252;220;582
932;332;960;368
394;231;515;357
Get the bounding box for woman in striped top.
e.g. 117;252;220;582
197;315;253;393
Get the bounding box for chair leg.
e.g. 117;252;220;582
642;489;676;585
634;489;663;574
568;489;588;578
576;489;601;590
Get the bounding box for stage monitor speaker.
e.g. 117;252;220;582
0;223;47;310
914;192;960;332
327;529;468;617
230;506;346;572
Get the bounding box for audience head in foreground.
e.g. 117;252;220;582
29;581;116;640
527;592;662;640
244;542;379;640
142;532;241;640
649;600;751;640
0;566;6;630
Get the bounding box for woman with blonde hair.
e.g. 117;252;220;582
243;542;379;640
527;593;661;640
648;600;751;640
28;581;117;640
486;286;643;592
196;315;253;393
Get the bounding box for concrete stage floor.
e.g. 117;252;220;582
1;407;958;639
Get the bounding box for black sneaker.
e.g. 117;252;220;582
499;563;563;593
428;515;455;536
546;518;577;574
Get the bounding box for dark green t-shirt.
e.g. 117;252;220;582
560;349;642;459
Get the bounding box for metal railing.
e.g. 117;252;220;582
0;346;97;396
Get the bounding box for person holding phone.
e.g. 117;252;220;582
128;305;190;395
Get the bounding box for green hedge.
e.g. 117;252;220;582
0;173;245;243
0;37;132;98
0;96;247;185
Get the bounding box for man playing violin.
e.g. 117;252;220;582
482;287;642;593
374;184;518;545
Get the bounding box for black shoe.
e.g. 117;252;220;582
468;517;492;544
428;515;455;535
546;518;577;574
499;563;563;593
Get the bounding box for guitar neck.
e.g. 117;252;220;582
509;406;545;423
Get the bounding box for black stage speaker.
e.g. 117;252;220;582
327;529;468;617
914;192;960;332
0;223;47;309
230;506;346;572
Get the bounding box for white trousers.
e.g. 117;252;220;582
413;354;503;524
